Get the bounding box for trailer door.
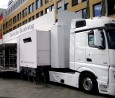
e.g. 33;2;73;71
86;30;109;66
20;30;37;68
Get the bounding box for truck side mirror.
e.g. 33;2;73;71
94;30;105;49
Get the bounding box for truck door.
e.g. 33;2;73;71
86;29;109;66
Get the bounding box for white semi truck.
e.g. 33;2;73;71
50;17;115;96
0;11;115;96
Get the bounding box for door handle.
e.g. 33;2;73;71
86;58;92;62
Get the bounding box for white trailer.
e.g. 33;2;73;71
0;11;115;96
1;11;56;72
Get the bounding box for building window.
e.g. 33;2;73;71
17;14;19;21
3;32;5;34
13;16;17;24
14;4;16;10
78;0;82;4
9;19;12;26
57;0;62;10
13;26;17;30
76;10;82;18
45;5;54;14
29;3;34;14
58;7;62;10
93;3;101;17
82;0;86;2
8;9;10;15
19;12;21;20
29;16;34;22
17;23;21;27
45;7;50;14
64;3;69;10
3;24;5;30
82;8;86;18
18;0;20;6
8;20;10;27
9;28;12;32
11;7;12;12
17;12;21;21
107;0;115;16
23;20;27;25
36;11;43;18
45;0;52;4
20;0;22;4
16;2;18;8
6;31;8;34
23;0;26;3
72;0;78;6
22;8;27;18
36;0;43;9
51;5;54;11
6;12;7;17
6;21;8;28
13;5;15;11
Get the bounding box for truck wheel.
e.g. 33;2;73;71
80;73;98;94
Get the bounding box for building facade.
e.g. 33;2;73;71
0;0;115;35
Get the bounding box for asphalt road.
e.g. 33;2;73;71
0;72;113;98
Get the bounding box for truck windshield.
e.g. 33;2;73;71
107;30;115;49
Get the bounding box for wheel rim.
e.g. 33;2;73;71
83;77;93;91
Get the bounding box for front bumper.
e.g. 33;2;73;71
98;66;115;96
98;81;115;96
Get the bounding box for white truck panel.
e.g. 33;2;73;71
51;24;70;68
109;50;115;67
50;11;79;68
20;30;37;68
37;31;50;66
75;32;86;63
3;11;55;43
58;11;82;25
37;51;50;65
20;30;50;68
49;71;80;88
69;34;75;70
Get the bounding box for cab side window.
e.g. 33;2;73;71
88;30;105;49
88;31;95;47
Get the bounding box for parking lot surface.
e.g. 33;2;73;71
0;73;113;98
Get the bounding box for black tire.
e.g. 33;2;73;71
80;73;98;94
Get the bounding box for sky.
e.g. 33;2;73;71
0;0;9;9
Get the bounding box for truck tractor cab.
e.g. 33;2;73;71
70;17;115;95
